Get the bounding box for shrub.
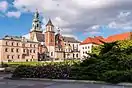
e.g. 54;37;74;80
12;65;71;79
102;70;132;84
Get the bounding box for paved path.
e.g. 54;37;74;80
0;79;130;88
0;73;131;88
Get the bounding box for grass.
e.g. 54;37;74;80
5;60;81;67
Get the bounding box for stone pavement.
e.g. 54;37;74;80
0;79;131;88
0;73;131;88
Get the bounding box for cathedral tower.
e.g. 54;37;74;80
45;19;55;58
30;10;42;42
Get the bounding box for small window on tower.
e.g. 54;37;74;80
51;52;53;56
37;24;39;27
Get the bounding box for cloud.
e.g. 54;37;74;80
6;11;21;18
0;1;8;12
12;0;132;39
117;12;131;18
107;11;132;31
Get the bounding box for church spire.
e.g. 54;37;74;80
30;9;42;32
34;9;39;19
45;19;54;32
46;19;54;27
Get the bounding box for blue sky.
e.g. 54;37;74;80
0;0;132;41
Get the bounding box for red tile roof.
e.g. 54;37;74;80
105;32;132;43
80;36;105;45
80;32;132;45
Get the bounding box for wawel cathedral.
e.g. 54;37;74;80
0;11;80;62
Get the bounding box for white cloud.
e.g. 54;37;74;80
12;0;132;40
0;1;8;12
6;11;21;18
107;11;132;31
117;11;131;18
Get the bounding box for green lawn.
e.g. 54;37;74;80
6;60;80;67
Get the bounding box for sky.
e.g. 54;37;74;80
0;0;132;41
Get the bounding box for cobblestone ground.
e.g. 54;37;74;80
0;74;131;88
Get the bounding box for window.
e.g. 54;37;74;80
30;50;32;53
18;55;20;59
12;55;14;59
5;48;8;52
34;44;36;48
82;47;84;49
22;44;25;47
23;49;25;52
88;46;90;49
32;55;34;59
51;52;53;56
30;44;32;47
16;49;19;53
6;42;8;45
76;54;78;58
12;42;14;46
26;59;28;62
7;55;9;59
17;43;19;46
33;50;35;53
37;24;39;27
11;48;14;52
73;54;75;58
51;39;53;42
85;46;87;49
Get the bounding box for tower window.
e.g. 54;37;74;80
37;24;39;27
51;52;53;56
51;39;52;42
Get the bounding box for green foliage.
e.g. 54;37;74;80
102;70;132;83
12;65;71;79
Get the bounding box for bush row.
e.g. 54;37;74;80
12;65;71;79
12;64;132;83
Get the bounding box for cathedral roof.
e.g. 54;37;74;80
63;37;80;43
46;19;54;27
